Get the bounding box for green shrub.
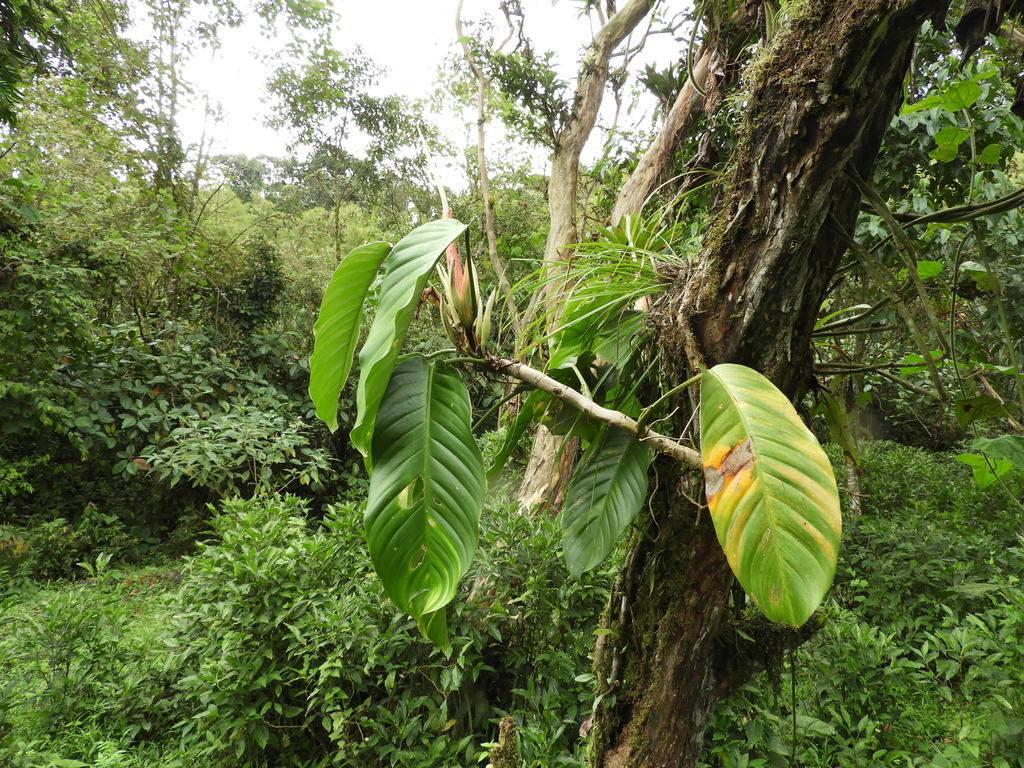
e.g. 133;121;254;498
0;567;180;767
163;493;609;767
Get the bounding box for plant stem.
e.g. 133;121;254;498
479;355;703;467
635;372;703;432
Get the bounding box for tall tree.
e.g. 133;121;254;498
0;0;66;125
588;1;956;765
496;0;657;509
267;38;433;258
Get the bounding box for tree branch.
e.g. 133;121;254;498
483;355;702;467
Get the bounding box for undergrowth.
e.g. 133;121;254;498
0;441;1021;767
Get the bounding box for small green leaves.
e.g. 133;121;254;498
309;241;390;432
959;261;1000;292
929;126;970;163
941;80;982;111
899;351;944;377
933;126;969;147
930;144;959;163
978;143;1002;164
364;356;484;645
700;364;842;627
351;218;467;457
561;428;652;576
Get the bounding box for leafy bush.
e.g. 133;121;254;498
1;317;344;574
4;443;1022;767
164;493;610;767
0;567;180;768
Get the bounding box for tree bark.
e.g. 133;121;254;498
610;1;763;224
518;0;654;509
590;2;949;766
611;48;711;225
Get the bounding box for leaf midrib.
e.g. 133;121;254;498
418;360;435;551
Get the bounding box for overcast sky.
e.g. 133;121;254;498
172;1;685;186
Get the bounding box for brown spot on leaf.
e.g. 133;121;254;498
704;438;754;498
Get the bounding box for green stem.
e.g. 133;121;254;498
421;348;459;360
471;387;524;433
635;372;704;432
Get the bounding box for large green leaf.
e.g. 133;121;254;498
351;218;467;457
562;427;652;576
971;435;1024;471
955;452;1013;489
365;356;484;626
309;241;391;432
700;364;841;627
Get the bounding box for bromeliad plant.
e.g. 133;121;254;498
309;218;842;647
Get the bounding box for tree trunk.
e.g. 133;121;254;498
611;48;711;225
455;0;523;337
590;2;948;766
518;0;654;509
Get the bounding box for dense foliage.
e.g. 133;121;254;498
2;0;1024;766
1;446;1021;767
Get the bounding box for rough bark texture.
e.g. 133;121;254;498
591;2;949;766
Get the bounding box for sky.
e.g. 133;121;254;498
170;1;685;188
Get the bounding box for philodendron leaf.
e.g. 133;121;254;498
309;241;391;432
700;364;842;627
351;218;468;457
562;427;652;576
417;609;450;651
365;356;484;633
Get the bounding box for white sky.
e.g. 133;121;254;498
170;1;686;187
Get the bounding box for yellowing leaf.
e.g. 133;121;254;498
700;364;842;627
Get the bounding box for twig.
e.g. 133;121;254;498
477;355;702;467
813;298;891;333
872;368;943;401
834;220;948;399
813;324;897;337
816;363;906;374
848;168;949;354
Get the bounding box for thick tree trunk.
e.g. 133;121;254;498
590;2;948;766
